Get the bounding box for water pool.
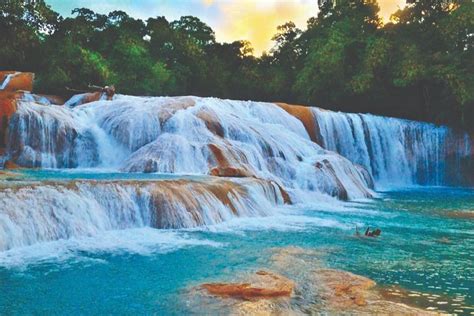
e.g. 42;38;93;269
0;180;472;314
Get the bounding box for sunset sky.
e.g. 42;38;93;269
46;0;406;55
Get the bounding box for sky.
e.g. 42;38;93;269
45;0;406;55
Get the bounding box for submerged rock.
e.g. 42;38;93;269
202;270;295;300
189;247;437;315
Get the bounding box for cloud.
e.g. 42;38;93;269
209;0;315;55
201;0;406;55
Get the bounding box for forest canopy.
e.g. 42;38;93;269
0;0;473;129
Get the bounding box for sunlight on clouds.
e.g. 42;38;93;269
210;0;315;55
205;0;405;55
47;0;407;56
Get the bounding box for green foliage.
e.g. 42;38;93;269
0;0;472;129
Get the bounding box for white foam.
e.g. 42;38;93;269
0;227;222;269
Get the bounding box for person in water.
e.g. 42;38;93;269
364;227;381;237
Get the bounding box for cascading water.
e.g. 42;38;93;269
0;177;284;251
4;96;374;200
1;94;472;252
313;109;473;187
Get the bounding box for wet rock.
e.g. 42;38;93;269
202;270;295;300
314;159;349;200
436;237;451;244
33;94;65;105
0;91;22;150
207;143;255;178
210;166;252;178
0;71;34;92
196;109;225;137
444;210;474;219
64;92;103;107
0;170;22;181
187;247;439;315
3;160;21;169
313;269;376;308
275;102;323;144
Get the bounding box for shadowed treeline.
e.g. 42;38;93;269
0;0;472;129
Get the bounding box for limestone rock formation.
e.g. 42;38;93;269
275;102;323;144
0;71;34;92
202;270;295;300
188;247;437;315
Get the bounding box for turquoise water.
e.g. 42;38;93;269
0;181;473;314
13;169;207;181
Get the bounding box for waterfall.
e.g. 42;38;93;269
1;94;472;251
4;96;374;201
313;109;473;187
0;178;284;251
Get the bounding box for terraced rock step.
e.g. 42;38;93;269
0;177;287;251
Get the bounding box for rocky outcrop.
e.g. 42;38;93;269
0;71;66;158
209;166;252;177
64;87;115;107
207;143;255;178
275;102;323;144
0;71;34;92
0;91;22;153
312;268;436;315
189;247;437;315
202;270;294;300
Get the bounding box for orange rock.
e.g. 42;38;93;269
207;143;255;178
208;143;231;167
275;102;323;144
4;160;21;169
0;91;23;150
196;109;224;137
72;92;103;106
314;268;377;310
210;166;251;178
443;210;474;219
0;71;34;92
275;182;292;204
202;270;294;300
35;94;65;105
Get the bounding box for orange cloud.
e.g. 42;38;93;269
212;0;315;55
208;0;406;56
